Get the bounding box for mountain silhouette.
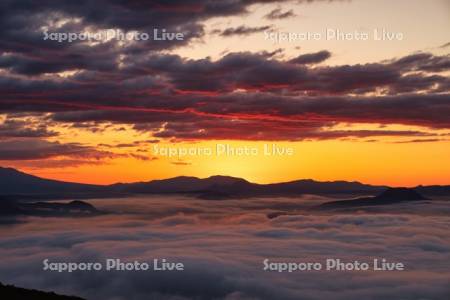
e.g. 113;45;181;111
0;167;106;199
0;167;449;200
376;188;427;201
111;175;251;194
319;187;429;209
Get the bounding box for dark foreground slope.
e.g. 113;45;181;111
0;282;85;300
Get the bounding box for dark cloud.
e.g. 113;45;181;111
98;140;160;148
128;153;157;161
392;138;445;144
2;158;106;169
265;8;296;19
0;1;448;142
391;53;450;73
171;161;192;166
2;90;448;141
216;25;273;37
145;92;449;140
116;51;448;95
0;0;296;76
0;138;114;160
0;118;57;138
289;50;331;64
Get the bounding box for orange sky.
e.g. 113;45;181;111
7;123;450;187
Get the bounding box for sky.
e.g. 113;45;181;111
0;0;449;186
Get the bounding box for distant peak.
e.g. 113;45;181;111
168;175;199;180
205;175;250;184
376;187;427;201
206;175;247;180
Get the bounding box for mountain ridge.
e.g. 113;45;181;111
0;167;449;200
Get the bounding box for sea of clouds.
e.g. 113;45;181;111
0;195;449;300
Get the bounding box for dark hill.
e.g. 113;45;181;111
376;187;427;201
0;167;106;199
112;175;251;194
0;199;102;217
262;179;384;195
0;282;85;300
415;185;450;197
319;187;429;209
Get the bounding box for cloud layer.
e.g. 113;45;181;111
0;196;449;300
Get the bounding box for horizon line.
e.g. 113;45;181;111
2;166;448;188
